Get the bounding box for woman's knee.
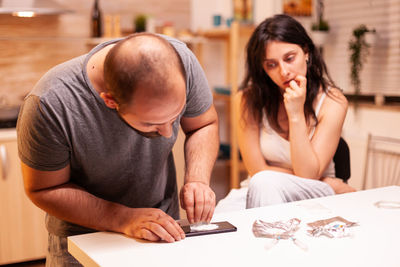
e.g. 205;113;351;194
248;170;287;192
246;171;290;208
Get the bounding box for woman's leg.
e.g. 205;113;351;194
246;170;334;208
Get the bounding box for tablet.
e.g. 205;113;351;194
181;221;237;237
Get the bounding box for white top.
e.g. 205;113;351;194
260;92;335;177
68;186;400;267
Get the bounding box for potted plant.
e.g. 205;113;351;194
134;14;147;33
311;0;330;46
348;24;375;97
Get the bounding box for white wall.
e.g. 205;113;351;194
323;0;400;96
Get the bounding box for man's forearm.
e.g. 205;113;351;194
29;182;186;242
29;183;130;233
183;122;219;184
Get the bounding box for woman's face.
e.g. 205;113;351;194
262;40;309;91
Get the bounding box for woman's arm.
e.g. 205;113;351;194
286;77;348;179
235;92;293;177
309;88;348;177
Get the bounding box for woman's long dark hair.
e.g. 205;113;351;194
240;14;336;132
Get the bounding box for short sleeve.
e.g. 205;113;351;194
182;48;213;118
17;95;70;171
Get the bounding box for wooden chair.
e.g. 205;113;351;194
362;134;400;189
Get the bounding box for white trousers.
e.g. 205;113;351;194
246;170;335;208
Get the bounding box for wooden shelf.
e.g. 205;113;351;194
198;25;254;39
195;22;254;189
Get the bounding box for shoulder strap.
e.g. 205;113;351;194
309;90;328;138
315;92;327;116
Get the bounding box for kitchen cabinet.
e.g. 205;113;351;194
0;129;47;265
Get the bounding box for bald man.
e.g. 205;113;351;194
17;33;219;266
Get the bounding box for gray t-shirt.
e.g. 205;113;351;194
17;36;212;237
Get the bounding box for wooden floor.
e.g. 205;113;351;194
2;259;45;267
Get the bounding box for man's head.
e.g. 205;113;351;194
102;33;186;138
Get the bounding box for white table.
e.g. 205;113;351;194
68;186;400;267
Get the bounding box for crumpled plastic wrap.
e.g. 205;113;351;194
307;216;358;238
252;218;307;251
252;218;300;239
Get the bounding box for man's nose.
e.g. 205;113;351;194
157;123;173;138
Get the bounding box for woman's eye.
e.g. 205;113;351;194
286;56;295;62
265;62;276;69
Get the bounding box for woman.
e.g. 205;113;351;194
236;14;355;208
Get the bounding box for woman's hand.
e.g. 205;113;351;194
283;75;307;121
321;177;356;194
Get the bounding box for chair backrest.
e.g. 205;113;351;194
362;134;400;189
333;137;351;183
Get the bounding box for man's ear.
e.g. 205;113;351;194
100;92;118;109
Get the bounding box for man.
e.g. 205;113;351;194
17;33;219;266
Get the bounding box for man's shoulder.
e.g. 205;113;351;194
160;34;194;63
46;54;87;82
29;55;87;99
161;34;187;48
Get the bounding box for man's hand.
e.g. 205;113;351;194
283;75;307;120
321;177;356;194
120;208;185;243
179;181;216;224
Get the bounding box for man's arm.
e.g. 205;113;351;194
21;162;185;242
180;104;219;224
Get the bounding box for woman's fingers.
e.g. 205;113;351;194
294;75;307;91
